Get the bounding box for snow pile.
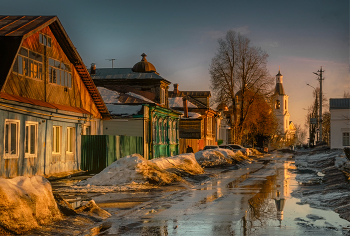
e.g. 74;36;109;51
195;149;233;167
294;150;342;171
0;176;61;234
249;148;262;155
78;154;181;186
151;153;204;175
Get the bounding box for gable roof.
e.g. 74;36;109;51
0;15;110;119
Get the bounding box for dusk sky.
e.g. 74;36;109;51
2;0;349;128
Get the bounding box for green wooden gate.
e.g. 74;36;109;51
81;135;143;172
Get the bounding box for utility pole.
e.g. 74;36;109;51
105;59;116;68
313;67;324;142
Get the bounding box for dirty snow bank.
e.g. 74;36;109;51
0;176;62;234
293;149;350;221
151;153;204;175
195;148;250;167
78;154;181;186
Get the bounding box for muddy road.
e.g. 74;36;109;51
49;152;350;235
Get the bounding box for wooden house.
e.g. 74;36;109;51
168;84;220;153
0;16;109;178
91;54;181;159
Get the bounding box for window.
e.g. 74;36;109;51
83;126;91;135
49;58;72;88
161;88;165;104
39;33;51;47
13;47;43;80
158;118;162;143
163;119;167;143
4;120;19;158
275;100;280;109
172;121;176;143
66;127;75;153
285;100;287;110
152;117;157;142
52;126;61;154
343;133;350;146
207;117;212;134
25;122;38;157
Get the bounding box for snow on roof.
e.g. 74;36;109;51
97;87;120;104
106;104;142;116
180;111;202;119
169;97;197;108
126;92;155;103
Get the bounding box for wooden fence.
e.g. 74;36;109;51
81;135;143;173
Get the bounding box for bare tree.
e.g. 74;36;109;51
209;30;274;144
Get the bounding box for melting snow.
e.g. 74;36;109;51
97;87;120;103
169;97;197;108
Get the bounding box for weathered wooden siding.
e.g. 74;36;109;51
3;26;101;119
0;101;103;178
103;119;143;137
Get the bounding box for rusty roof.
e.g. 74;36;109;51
0;92;91;115
0;15;110;119
168;91;211;97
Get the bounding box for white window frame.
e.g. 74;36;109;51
161;88;165;105
343;132;350;146
52;126;61;154
4;119;20;159
83;125;91;135
66;127;75;153
25;121;38;158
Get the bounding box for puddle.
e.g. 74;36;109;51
233;161;350;235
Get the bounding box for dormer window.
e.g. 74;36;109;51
39;33;51;47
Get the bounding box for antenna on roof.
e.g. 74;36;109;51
105;59;116;68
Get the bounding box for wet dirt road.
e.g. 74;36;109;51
88;152;349;235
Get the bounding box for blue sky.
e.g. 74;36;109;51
2;0;349;127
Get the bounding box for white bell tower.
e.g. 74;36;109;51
274;69;290;134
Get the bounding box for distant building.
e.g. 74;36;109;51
330;98;350;149
168;84;220;153
91;54;181;159
272;69;296;144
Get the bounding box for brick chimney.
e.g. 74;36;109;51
90;63;96;75
174;83;179;94
183;97;188;118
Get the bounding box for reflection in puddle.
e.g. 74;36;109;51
236;161;349;235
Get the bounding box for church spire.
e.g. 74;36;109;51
275;68;285;95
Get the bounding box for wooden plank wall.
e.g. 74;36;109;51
3;25;101;119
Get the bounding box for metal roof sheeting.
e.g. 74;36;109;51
91;68;167;80
0;16;56;37
275;83;285;95
330;98;350;109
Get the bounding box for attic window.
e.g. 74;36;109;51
39;33;51;47
13;47;43;80
49;58;72;88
